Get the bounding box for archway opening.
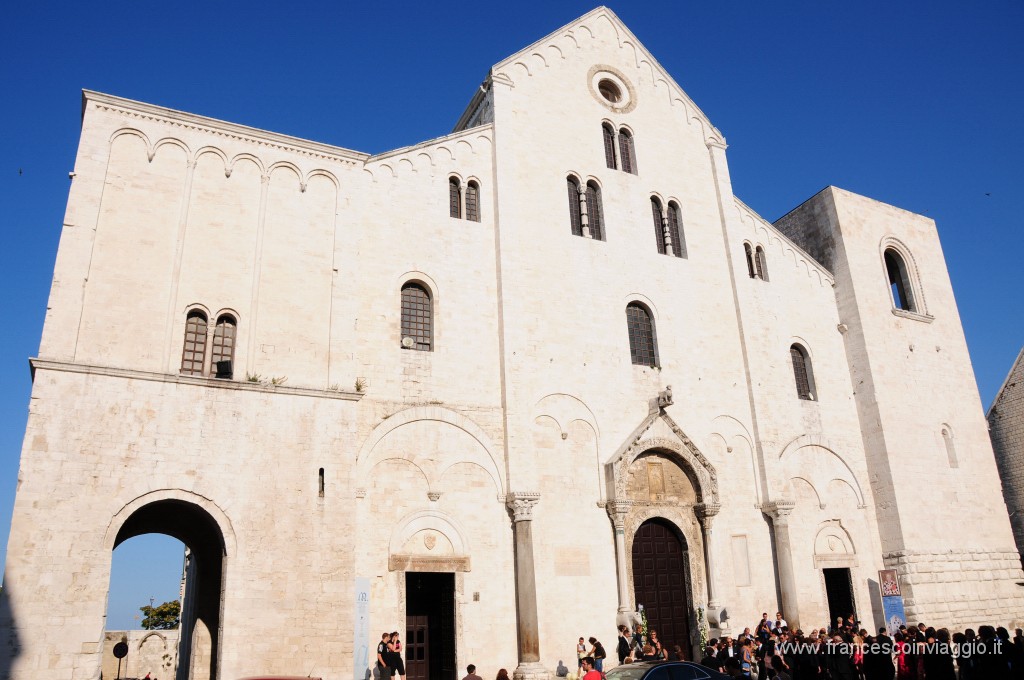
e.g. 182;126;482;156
632;518;692;659
111;499;226;680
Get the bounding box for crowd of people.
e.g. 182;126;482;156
697;612;1024;680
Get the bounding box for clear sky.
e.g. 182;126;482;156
2;0;1022;629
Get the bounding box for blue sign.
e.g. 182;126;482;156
882;595;906;635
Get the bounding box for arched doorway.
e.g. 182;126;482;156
112;499;226;680
632;518;692;658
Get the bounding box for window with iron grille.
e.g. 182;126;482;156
586;181;604;241
211;314;236;377
667;202;686;258
755;246;769;281
465;181;480;222
567;176;582;236
651;197;666;254
619;129;637;174
401;283;433;351
743;243;756;278
790;344;814;400
449;177;461;219
180;310;208;375
626;302;658;366
884;248;915;311
603;124;617;170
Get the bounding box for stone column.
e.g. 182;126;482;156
507;492;549;680
606;500;634;625
578;187;592;239
764;500;799;629
695;502;722;624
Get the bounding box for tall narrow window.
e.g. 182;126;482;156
586;181;604;241
667;201;686;258
449;177;462;219
465;181;480;222
567;176;583;237
744;243;756;278
401;283;433;351
651;197;666;254
602;123;617;170
180;310;208;376
790;344;815;400
941;427;958;468
211;314;236;378
884;248;915;311
626;302;659;366
755;246;769;281
619;129;637;174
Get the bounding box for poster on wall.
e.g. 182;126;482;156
354;577;371;680
878;569;906;634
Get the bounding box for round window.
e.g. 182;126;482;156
598;79;622;103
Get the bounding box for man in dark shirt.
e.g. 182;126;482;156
377;632;393;680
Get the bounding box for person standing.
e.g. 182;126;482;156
577;637;588;671
377;632;394;680
580;657;602;680
617;626;631;664
588;637;607;672
389;631;406;680
462;664;484;680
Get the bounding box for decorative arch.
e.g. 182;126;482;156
879;235;929;316
356;406;505;497
388;509;472;572
813;519;857;568
103;488;237;556
777;436;866;508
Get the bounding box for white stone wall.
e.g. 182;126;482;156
988;348;1024;561
4;7;1024;680
102;629;179;680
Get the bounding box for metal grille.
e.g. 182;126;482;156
603;124;617;169
586;182;604;241
791;345;812;399
627;303;658;366
180;311;208;375
667;202;685;258
619;129;636;174
465;181;480;222
567;177;582;236
448;178;461;219
744;243;756;278
401;284;432;351
651;198;666;254
755;246;769;281
211;315;236;373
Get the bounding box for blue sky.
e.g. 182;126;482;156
2;1;1022;629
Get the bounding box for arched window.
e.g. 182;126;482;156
449;177;462;219
619;128;637;175
602;123;617;170
651;197;666;255
884;248;915;311
667;201;685;258
941;427;958;468
567;176;583;237
790;344;815;400
465;181;480;222
401;283;433;351
586;181;604;241
743;243;756;278
755;246;769;281
626;302;658;366
211;314;236;378
180;310;208;376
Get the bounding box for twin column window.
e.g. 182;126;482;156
180;311;236;378
449;177;481;222
650;197;686;258
603;123;637;174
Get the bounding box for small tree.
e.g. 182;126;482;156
140;600;181;630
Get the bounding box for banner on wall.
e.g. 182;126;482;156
354;577;371;680
878;569;906;634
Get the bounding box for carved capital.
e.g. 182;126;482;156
762;499;796;524
506;492;541;522
427;491;441;502
695;501;721;528
606;500;633;529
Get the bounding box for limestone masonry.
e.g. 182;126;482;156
2;6;1022;680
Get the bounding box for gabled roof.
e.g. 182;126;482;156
456;6;724;145
988;345;1024;417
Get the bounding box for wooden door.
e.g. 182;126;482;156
632;519;692;658
406;615;429;680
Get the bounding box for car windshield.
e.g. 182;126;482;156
605;666;650;680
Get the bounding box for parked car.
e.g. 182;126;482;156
605;660;732;680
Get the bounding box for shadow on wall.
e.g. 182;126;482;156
867;578;883;632
0;580;22;679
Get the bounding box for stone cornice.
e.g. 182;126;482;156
30;358;364;401
84;90;369;165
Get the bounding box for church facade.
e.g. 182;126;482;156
2;7;1022;680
